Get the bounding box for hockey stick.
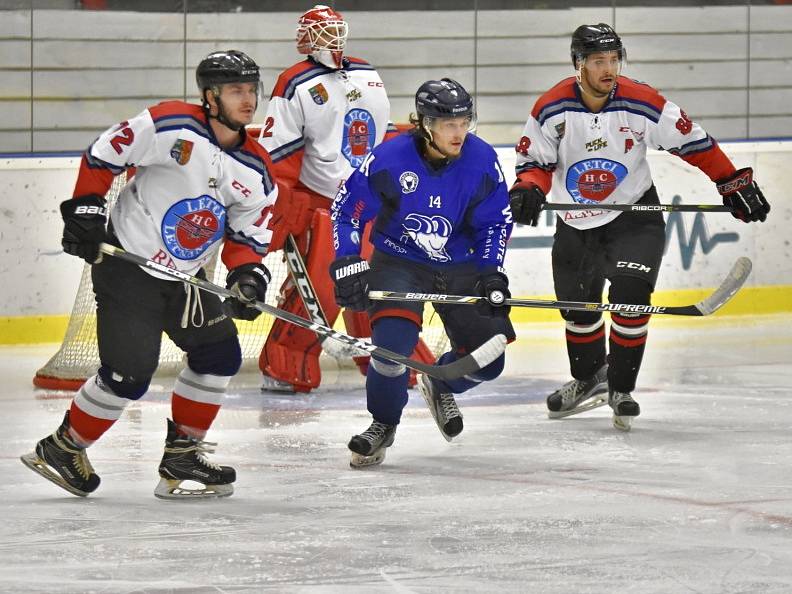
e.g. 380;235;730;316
370;257;752;317
543;203;732;213
98;243;506;381
282;234;364;358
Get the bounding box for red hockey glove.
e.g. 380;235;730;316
267;188;311;253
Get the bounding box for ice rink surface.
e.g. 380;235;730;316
2;315;791;594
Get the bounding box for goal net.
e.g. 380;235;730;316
33;173;450;390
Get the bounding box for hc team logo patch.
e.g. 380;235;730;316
169;139;194;165
309;83;329;105
399;171;419;193
342;108;376;168
161;195;226;260
565;158;628;203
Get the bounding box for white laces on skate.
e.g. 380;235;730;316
556;378;586;407
164;439;222;471
439;393;461;419
359;422;391;446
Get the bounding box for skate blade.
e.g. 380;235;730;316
260;380;295;394
612;414;634;432
154;478;234;500
548;395;608;419
349;448;387;468
20;452;90;497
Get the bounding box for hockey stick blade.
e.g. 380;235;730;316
369;257;752;317
543;203;732;213
98;243;506;381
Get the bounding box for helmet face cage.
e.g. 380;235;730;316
296;5;348;54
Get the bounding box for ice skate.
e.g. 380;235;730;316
348;421;396;468
260;373;296;393
609;391;640;431
20;411;100;497
418;374;463;441
155;419;235;499
546;364;609;419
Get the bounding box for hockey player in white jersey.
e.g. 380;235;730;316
256;4;435;393
509;24;770;430
21;50;278;498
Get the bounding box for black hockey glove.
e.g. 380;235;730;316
716;167;770;223
475;271;511;318
329;255;371;312
224;262;271;321
509;183;546;226
60;194;108;264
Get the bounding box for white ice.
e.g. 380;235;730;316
2;315;792;593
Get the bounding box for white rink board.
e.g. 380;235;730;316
1;141;790;317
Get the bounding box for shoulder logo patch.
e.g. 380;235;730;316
399;171;419;193
170;139;194;165
309;83;329;105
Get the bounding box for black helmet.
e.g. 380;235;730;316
415;78;474;119
196;50;260;92
570;23;624;66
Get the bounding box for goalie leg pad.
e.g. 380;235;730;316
260;209;339;391
365;317;419;425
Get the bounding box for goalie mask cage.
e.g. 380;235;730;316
33;173;450;391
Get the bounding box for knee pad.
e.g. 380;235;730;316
186;335;242;377
561;309;603;325
609;275;652;306
372;317;420;357
98;365;150;401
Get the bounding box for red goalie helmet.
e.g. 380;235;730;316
296;4;348;69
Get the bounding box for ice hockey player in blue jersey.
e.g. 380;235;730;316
330;78;516;467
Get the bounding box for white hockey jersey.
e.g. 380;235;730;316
73;101;277;280
514;76;736;230
258;56;397;199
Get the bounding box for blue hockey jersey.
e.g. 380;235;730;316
331;132;512;271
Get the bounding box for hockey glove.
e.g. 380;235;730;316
224;262;271;321
329;255;371;312
475;271;511;318
60;194;108;264
266;188;311;253
509;183;546;226
716;167;770;223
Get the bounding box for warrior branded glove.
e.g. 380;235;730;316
475;271;511;318
508;183;546;226
60;194;108;264
329;255;371;312
224;262;271;321
716;167;770;223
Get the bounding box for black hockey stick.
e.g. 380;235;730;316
370;257;752;317
543;203;732;213
98;243;506;381
282;234;353;356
